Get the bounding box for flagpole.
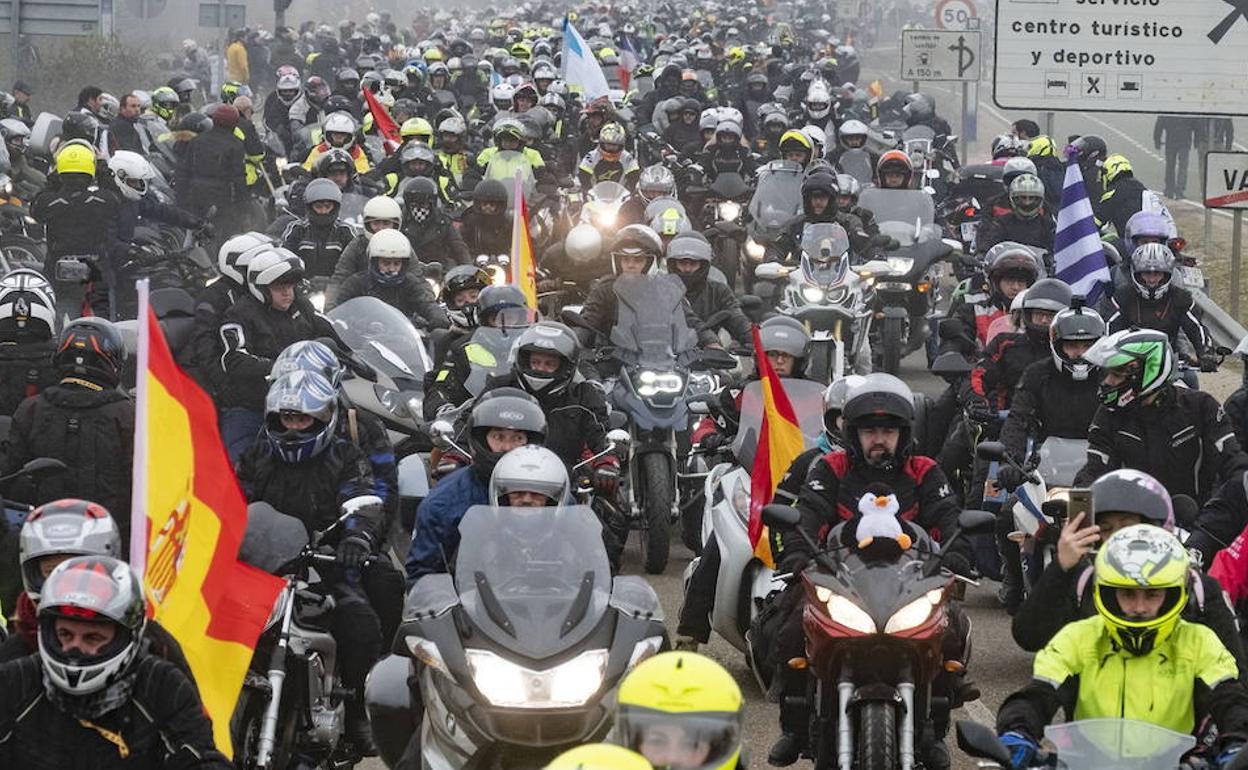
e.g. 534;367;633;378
129;278;151;580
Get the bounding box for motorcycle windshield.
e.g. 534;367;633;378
328;296;431;384
858;188;935;229
902;125;937;142
485;150;536;202
338;192;370;228
456;505;611;659
732;378;826;468
709;172;750;201
609;274;697;367
1043;719;1195;770
1035;437;1089;488
837;149;874;185
800;224;851;286
643;196;687;223
588;180;630;206
238;502;309;574
749;162;804;235
462;326;525;395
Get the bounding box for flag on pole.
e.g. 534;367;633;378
561;17;611;101
1053;156;1112;302
617;35;640;91
510;171;538;307
362;85;400;155
748;325;807;567
130;280;284;758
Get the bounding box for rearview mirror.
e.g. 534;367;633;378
606;428;631;448
762;504;801;529
975;441;1007;462
857;259;891;276
430;419;455;450
20;457;69;476
957;509;997;535
941;238;963;253
955;720;1012;766
930;351;972;378
753;262;788;280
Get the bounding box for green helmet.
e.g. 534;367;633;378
1083;329;1173;410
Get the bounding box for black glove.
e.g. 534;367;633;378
996;465;1027;492
336;533;372;569
593;463;620;496
943;551;974;578
965;395;997;423
699;431;725;451
1199;353;1220;373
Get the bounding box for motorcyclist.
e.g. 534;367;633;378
328;229;448;329
578;225;719;349
263;69;303;152
1095;154;1149;239
398;176;470;268
1023;135;1066;207
1009;469;1246;672
1102;243;1215;370
614;652;745;770
699;120;756;181
216;248;335;462
1075;329;1248;567
434;115;475;188
405;390;547;581
777;129;814;168
0;556;230;768
429;264;490;364
0;118;45;197
995;526;1248;768
4;319;134;534
666;232;753;347
766;373;972;767
874;149;914;190
944;242;1042;355
0;269;58;416
235;369;383;752
173;103;246;235
663;97;703;152
188;232;273;394
326;194;403;304
974;174;1055;257
766;171;878;262
108;150;205;243
578;121;641;191
303;111;371;173
902;92;952;137
458;179;512;256
32;143;124;318
280;177;359;279
474;118;547;185
833;174;879;236
826;119;878;171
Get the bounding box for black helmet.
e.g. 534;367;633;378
179;112;212;134
841;373;915;470
1069;135;1108;170
334;67;361;93
323;94;357;117
1050;301;1105;381
1091;468;1173;529
468;388;547;478
801;172;838;218
1019;278;1071;344
61;111;100;143
477;284;533;330
402;176;440;222
665;231;713;291
608;224;663;275
472;178;508;209
512;321;580;396
55;318;125;387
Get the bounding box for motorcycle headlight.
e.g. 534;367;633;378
884;589;943;634
466;648;609;708
309;291;326;312
801;286;826;303
745;237;766;262
593;204;619;228
815;586;876;634
627;635;665;670
634;369;684;397
717;200;741;221
886;256;914;275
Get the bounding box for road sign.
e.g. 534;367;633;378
901;29;981;82
936;0;977;30
1205;152;1248;209
994;0;1248;115
0;0;103;35
198;1;243;27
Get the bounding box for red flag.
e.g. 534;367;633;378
748;325;806;566
362;86;400;153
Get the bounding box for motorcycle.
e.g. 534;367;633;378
0;176;44;274
957;718;1197;770
232;496;384;769
365;503;668;769
683;378;825;659
746;160;804;293
581;179;632;235
762;504;996;770
755;223;879;382
596;273;737;574
698;171;753;289
110;219;216;321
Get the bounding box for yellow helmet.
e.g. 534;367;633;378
1102;154;1134;186
424;48;444;63
1026;135;1056;158
511;41;533;61
616;652;743;770
779;129;813;159
1093;524;1189;656
56;143;97;177
546;744;654;770
726;46;746;65
401;117;434;143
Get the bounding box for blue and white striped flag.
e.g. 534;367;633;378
562;17;611;101
1053;157;1112;302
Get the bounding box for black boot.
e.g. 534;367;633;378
768;732;804;767
345;703;378;757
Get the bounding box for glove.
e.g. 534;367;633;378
996;465;1027;492
699;432;725;451
593;463;620;497
998;731;1038;769
1200;353;1220;373
336;533;372;569
943;551;974;578
965;395;997;423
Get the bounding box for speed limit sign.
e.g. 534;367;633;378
935;0;977;30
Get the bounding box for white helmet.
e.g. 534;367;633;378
488;445;570;506
362;195;403;238
246;248;305;304
0;268;57;337
803;125;827;155
804;80;832;120
837;119;868;149
367;228;413;260
107;150;156;201
322;111;357;149
491;82;515;107
218;231;273;285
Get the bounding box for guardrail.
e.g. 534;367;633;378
1193;288;1247;350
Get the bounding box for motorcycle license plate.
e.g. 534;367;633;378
960;221;978;242
1181;266;1205;290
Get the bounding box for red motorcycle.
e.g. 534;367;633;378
762;505;994;770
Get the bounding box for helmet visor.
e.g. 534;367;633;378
619;708;742;770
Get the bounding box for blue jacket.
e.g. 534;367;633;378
405;466;489;584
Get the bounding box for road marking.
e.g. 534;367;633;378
960;698;997;728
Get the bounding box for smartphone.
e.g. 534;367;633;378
1065;488;1092;523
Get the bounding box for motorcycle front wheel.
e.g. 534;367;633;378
856;701;899;770
231;683;296;770
639;452;673;574
880;315;905;375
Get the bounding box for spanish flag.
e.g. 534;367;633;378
748;325;807;567
510;170;539;307
130;281;284;757
362;85;400;154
